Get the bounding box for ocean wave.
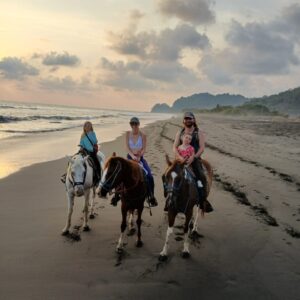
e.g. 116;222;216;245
0;125;81;134
0;114;116;123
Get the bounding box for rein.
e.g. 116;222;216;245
101;159;151;214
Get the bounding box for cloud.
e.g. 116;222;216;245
0;57;39;80
42;51;80;66
39;75;93;92
109;23;210;61
100;58;153;90
157;0;215;25
199;3;300;83
130;9;145;21
273;3;300;42
100;57;199;91
140;61;198;83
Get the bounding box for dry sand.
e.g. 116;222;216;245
0;114;299;300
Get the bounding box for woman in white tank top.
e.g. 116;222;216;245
125;117;157;207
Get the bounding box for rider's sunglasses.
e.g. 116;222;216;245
130;122;139;126
184;117;193;121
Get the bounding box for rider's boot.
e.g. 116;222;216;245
148;193;158;207
196;180;213;213
111;193;121;206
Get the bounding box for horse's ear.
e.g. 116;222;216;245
165;154;172;166
112;152;116;157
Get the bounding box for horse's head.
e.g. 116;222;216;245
162;155;187;203
68;154;88;197
98;155;124;198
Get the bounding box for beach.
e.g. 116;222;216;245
0;114;300;300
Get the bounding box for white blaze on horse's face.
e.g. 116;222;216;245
70;156;86;196
170;171;178;194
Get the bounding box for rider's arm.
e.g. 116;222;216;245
140;132;146;157
195;130;205;158
173;131;181;158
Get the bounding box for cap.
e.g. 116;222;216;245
183;112;195;119
130;117;140;124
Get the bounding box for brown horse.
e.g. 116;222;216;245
159;156;213;260
98;154;148;253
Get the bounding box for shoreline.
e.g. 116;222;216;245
0;115;175;180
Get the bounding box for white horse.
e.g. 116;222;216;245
62;151;105;235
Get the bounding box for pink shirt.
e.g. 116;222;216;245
177;145;194;158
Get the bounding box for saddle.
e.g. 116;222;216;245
184;165;213;213
78;149;101;185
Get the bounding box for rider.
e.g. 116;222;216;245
61;121;101;184
110;117;158;207
172;112;213;212
79;121;101;183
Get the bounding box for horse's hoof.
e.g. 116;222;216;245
61;230;69;236
83;225;90;232
136;240;143;248
127;228;136;236
181;251;190;259
158;255;168;262
189;230;204;240
116;247;123;254
89;214;95;219
70;233;81;241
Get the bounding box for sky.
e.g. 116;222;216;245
0;0;299;111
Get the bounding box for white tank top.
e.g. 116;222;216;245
129;133;143;150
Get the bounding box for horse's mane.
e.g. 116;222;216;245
104;156;144;183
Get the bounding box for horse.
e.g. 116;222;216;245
98;154;148;253
61;151;104;236
159;155;213;260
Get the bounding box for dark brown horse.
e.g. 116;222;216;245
159;155;213;260
98;154;148;253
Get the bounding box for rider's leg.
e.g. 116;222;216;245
140;157;157;207
91;152;101;182
191;158;207;205
192;159;213;213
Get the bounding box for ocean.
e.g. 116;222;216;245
0;101;172;178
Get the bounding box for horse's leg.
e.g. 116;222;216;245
127;210;135;235
136;207;144;247
116;205;127;253
89;187;96;219
62;193;74;235
83;189;90;231
182;209;193;258
192;206;201;234
159;211;176;260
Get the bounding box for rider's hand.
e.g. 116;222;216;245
187;156;194;165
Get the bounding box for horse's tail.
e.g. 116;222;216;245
202;159;213;195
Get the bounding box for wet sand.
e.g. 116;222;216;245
0;114;299;300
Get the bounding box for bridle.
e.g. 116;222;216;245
100;159;147;199
164;166;195;213
100;161;122;193
67;154;88;188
